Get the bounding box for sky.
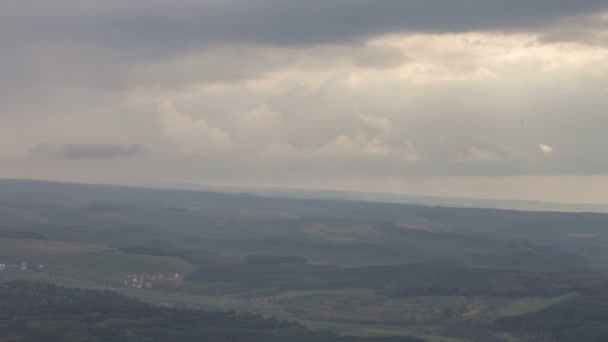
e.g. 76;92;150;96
2;1;608;202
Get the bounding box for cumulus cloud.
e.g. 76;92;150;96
539;144;554;155
358;113;393;137
158;101;232;155
234;105;287;146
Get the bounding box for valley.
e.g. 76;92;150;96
2;180;608;341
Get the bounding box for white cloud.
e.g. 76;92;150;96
158;101;232;155
358;113;394;137
539;144;554;155
234;105;287;146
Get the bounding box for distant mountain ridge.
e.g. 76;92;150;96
155;181;608;214
2;178;608;213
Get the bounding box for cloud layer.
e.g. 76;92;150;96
1;1;608;201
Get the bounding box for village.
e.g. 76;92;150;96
1;262;185;291
124;273;184;289
0;262;35;272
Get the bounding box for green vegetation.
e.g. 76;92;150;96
497;293;582;317
0;237;107;265
184;261;600;299
0;281;424;342
4;179;608;341
118;244;214;258
0;229;47;239
497;297;608;341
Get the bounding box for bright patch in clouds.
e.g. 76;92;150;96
539;144;554;155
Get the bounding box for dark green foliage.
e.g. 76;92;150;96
496;297;608;342
187;261;598;298
440;327;512;342
245;255;308;265
339;264;582;298
0;230;47;240
0;281;424;342
118;244;214;259
186;262;334;294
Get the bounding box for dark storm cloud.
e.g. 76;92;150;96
59;144;146;159
3;0;607;49
2;0;606;91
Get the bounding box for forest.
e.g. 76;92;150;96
0;281;423;342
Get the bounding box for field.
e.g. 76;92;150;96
497;293;582;317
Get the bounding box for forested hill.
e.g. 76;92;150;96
0;281;424;342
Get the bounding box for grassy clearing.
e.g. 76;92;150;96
301;320;419;338
498;293;581;317
346;327;420;338
494;332;525;342
74;250;198;275
0;237;198;286
0;238;107;264
115;288;297;321
279;288;376;298
422;336;472;342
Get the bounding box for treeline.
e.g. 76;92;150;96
0;281;424;342
187;261;606;298
0;229;47;240
244;255;308;265
118;244;238;266
186;262;333;295
118;246;308;268
496;297;608;342
118;243;217;261
336;264;602;298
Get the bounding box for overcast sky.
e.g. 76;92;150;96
2;1;608;202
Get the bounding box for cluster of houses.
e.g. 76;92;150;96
125;273;185;289
0;262;28;271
